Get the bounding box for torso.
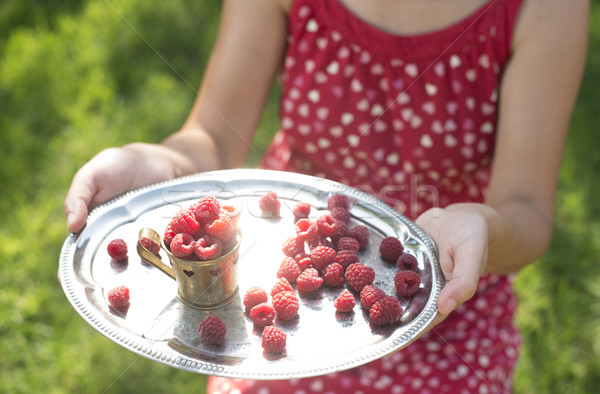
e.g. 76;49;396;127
262;0;524;217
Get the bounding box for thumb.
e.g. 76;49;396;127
436;239;486;316
64;171;97;233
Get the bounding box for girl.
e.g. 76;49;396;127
64;0;588;392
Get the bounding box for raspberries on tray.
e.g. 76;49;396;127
259;192;281;217
107;285;130;308
271;277;295;297
295;219;318;241
397;253;419;272
347;225;369;250
345;263;375;292
272;291;299;320
334;290;356;312
262;325;287;353
369;296;403;326
360;285;386;311
327;194;351;211
277;257;301;283
322;263;345;288
335;249;360;270
243;286;269;312
379;236;404;262
107;239;128;261
198;315;227;345
237;195;428;358
292;201;311;221
250;303;276;327
310;245;336;271
296;268;323;293
282;236;305;257
394;270;422;298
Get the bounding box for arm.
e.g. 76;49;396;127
417;0;589;316
64;0;288;233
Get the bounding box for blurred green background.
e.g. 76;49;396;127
0;1;598;393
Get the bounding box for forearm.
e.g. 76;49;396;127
485;198;553;274
160;128;223;177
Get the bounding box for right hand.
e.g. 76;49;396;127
63;143;178;233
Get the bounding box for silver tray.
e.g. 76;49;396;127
59;169;442;379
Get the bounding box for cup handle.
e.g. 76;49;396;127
137;227;176;280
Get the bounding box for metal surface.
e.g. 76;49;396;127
58;169;443;379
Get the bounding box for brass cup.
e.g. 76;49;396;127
137;227;240;310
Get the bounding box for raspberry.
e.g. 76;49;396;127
139;237;160;256
107;285;130;307
107;239;128;261
322;263;345;287
296;268;323;293
334;250;360;270
379;236;404;262
271;277;295;297
192;226;206;241
170;209;200;235
329;220;348;243
294;219;318;241
243;286;269;312
277;257;301;283
220;203;241;227
310;245;336;271
397;253;419;272
307;237;335;251
272;291;299;320
316;214;343;238
205;214;234;242
163;224;176;248
327;194;350;211
169;232;195;258
193;235;222;260
282;236;305;257
221;235;239;255
334;290;356;312
261;325;286;353
345;263;375;292
369;296;403;326
295;253;314;271
249;303;276;327
329;207;351;225
394;270;422;298
292;201;311;220
348;225;369;250
259;192;281;217
360;285;386;310
198;315;226;345
336;237;360;253
193;196;221;225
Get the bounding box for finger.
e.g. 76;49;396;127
64;169;97;233
437;239;486;316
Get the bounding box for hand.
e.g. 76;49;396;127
415;204;495;327
63;143;178;233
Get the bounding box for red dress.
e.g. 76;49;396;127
209;0;523;392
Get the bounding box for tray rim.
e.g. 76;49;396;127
58;168;443;379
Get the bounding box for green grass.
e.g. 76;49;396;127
0;1;598;393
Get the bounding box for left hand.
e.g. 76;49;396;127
415;203;494;328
